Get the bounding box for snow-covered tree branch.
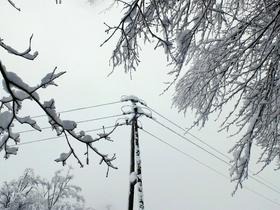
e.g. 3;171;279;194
0;35;38;60
105;0;280;191
0;60;121;171
0;1;122;173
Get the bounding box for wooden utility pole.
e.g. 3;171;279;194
134;119;145;209
127;102;145;210
128;120;135;210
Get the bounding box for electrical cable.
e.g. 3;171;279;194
145;106;280;194
31;100;122;119
18;113;126;134
8;99;280;198
141;128;280;207
16;125;120;146
146;105;230;160
152;118;229;164
150;117;280;195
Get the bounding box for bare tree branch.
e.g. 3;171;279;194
0;34;38;60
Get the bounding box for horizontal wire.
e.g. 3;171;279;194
17;113;127;134
31;100;122;119
16;125;120;146
141;128;280;207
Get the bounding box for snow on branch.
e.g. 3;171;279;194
0;61;120;172
0;35;38;60
106;0;280;191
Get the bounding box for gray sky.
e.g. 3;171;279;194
0;1;280;210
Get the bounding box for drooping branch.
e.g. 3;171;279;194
105;0;280;191
0;61;121;171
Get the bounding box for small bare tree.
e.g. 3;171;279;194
38;168;85;210
0;168;91;210
0;168;39;209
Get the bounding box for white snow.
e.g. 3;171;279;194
81;135;94;143
17;116;41;131
55;151;71;162
121;95;147;106
0;95;12;103
0;135;9;148
6;71;34;92
9;131;20;142
41;71;65;88
0;111;13;130
130;172;137;183
13;90;30;100
62;120;77;130
6;146;18;155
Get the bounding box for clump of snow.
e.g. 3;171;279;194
13;90;30;100
6;146;18;155
9;131;20;143
130;172;137;183
55;151;71;163
0;111;13;131
0;96;12;103
17;116;41;131
62;120;77;131
41;71;66;88
43;99;56;109
81;135;94;143
0;135;9;148
121;95;147;106
133;105;153;119
6;71;35;92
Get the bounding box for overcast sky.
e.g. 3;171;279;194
1;1;280;210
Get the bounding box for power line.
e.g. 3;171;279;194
10;98;280;198
10;99;280;206
18;113;126;134
31;100;122;119
150;117;280;195
141;128;280;207
16;125;120;146
142;128;228;178
152;118;229;164
146;105;230;160
146;106;280;195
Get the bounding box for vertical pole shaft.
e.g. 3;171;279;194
134;120;145;210
128;119;135;210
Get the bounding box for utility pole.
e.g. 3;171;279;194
125;97;146;210
128;119;135;210
134;119;145;209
